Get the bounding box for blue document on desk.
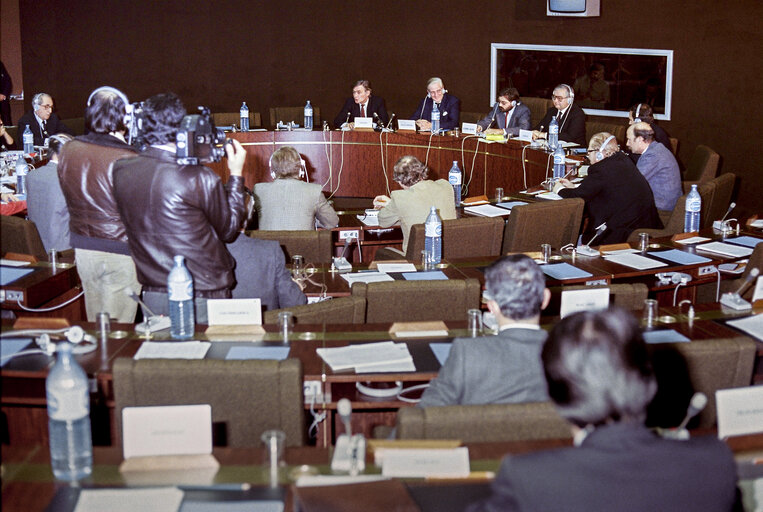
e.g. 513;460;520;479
1;337;33;366
225;346;290;361
429;343;452;365
725;236;763;248
643;330;691;344
541;263;593;280
649;249;712;265
403;270;448;280
181;500;284;512
0;266;35;286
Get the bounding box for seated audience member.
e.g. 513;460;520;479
532;84;586;146
467;308;739;512
0;119;13;150
419;254;551;407
374;155;457;254
227;193;307;311
476;87;532;137
333;79;389;129
554;133;661;244
626;122;682;211
17;93;71;147
253;146;339;231
411;77;460;132
25;134;73;252
628;103;672;161
573;62;610;108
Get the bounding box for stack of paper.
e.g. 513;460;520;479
316;341;415;372
340;272;395;284
463;204;512;217
134;341;211;360
603;253;668;270
695;241;754;258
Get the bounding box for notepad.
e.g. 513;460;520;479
340;272;395;284
0;266;35;286
429;343;452;365
496;201;528;210
541;262;593;280
134;341;211;360
225;346;290;361
74;487;184;512
726;314;763;342
642;330;691;344
316;341;414;372
603;253;669;270
463;204;512;217
695;241;753;258
673;236;711;245
402;270;448;280
536;192;563;200
724;236;763;248
649;249;713;265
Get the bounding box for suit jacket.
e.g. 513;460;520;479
636;141;682;211
16;111;71;147
476;103;532;136
333;95;389;128
629;122;673;164
410;93;461;131
25;161;71;252
467;423;739;512
377;179;457;252
558;151;662;244
535;103;586;146
227;234;307;311
419;327;548;407
253;178;339;230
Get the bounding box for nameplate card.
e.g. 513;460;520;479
381;447;470;478
517;129;534;141
397;119;416;131
122;405;213;459
716;386;763;439
354;117;373;129
560;288;610;318
206;298;262;325
461;122;477;135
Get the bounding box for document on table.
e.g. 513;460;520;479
181;500;284;512
429;343;452;365
536;192;563;200
402;270;448;281
463;204;512;217
316;341;415;372
74;487;184;512
648;249;713;265
340;272;395;284
375;263;417;273
695;241;754;258
642;329;691;344
541;262;593;280
381;447;470;478
726;314;763;342
357;214;380;227
673;236;711;245
225;346;290;360
724;236;763;248
496;201;528;210
134;341;211;360
603;253;669;270
0;266;35;285
1;337;33;366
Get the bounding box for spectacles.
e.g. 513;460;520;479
551;95;569;101
39;104;53;110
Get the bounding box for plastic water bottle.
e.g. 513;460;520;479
304;101;313;131
448;161;462;207
23;125;34;154
46;341;93;481
548;116;559;151
431;102;441;134
553;145;566;179
168;255;195;339
15;155;28;196
424;206;442;264
684;184;702;233
239;102;249;131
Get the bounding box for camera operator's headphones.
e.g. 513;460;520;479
87;86;133;130
595;135;617;161
633;103;642;123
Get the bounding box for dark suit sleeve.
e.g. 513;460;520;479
506;104;532;136
271;245;307;309
559;105;586;146
535;107;554;132
440;95;460;130
418;340;465;407
49;114;72;136
558;168;605;202
372;96;389;125
334;98;355;128
465;457;522;512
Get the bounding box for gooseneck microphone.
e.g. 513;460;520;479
485;102;500;130
385;113;396;130
344;111;352;125
575;223;608;257
417;95;431;120
677;392;707;430
337;398;352;436
720;202;736;224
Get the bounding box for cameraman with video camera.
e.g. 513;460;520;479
113;92;247;323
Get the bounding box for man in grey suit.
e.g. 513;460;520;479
476;87;532;137
626;122;682;211
419;254;551;407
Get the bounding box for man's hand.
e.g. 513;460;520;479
552;178;573;193
225;139;246;176
373;195;390;209
0;94;6;101
415;119;432;131
531;130;546;141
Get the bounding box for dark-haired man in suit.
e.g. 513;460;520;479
476;87;532;137
333;80;389;129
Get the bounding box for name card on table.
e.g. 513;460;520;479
716;386;763;439
560;288;610;318
122;405;213;459
461;122;478;135
397;119;416;131
354;117;373;129
207;298;262;325
381;447;470;478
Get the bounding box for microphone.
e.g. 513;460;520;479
575;223;607;257
485;102;500;130
345;111;352;124
385;113;396;131
713;202;736;231
417;95;430;120
337;398;352;437
720;267;760;310
127;289;172;333
373;112;383;130
126;289;157;317
659;392;707;440
330;397;365;475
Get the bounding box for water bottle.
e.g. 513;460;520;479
15;155;28;196
553;145;566;179
168;255;195;339
548;116;559;151
448;161;462;207
431;102;441;134
684;184;702;233
424;206;442;264
46;341;93;481
304;101;313;131
239;102;249;131
23;124;34;154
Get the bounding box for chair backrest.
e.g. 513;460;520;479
585;121;626;146
703;173;735;229
501;198;584;253
669;137;679;155
0;215;47;260
246;229;333;265
684;144;720;183
561;283;649;311
352;278;481;323
519;97;554;129
396;402;572;442
113;357;304;447
263;296;366;325
459;111;484;125
212;111;262;129
60;117;85;136
648;336;756;428
269;107;321;129
406;216;505;260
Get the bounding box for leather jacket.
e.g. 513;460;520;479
113;147;247;294
58;133;137;254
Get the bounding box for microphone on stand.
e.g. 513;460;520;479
720;267;760;310
484;102;500;130
417;95;430;120
338;398;352;437
658;392;707;440
373;112;384;131
575;223;608;257
713;202;736;231
385;113;396;131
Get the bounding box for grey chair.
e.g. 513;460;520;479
683;144;720;184
502;198;584;253
585;122;626;145
263;296;366;324
702;173;735;229
0;215;47;260
113;357;305;447
246;229;333;265
520;97;554;129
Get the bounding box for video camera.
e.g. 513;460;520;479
175;107;226;165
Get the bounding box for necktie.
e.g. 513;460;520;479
360;104;366;117
505;112;510;128
42;120;48;137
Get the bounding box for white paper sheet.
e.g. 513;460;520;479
726;314;763;342
673;236;712;245
316;341;414;372
381;447;470;478
695;241;754;258
463;204;512;217
75;487;184;512
603;253;669;270
134;341;211;360
340;272;395;284
375;263;417;273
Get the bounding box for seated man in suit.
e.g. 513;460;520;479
419;254;551;407
410;77;460;132
531;84;586;146
627;103;672;162
253;146;339;230
333;79;389;129
227;193;306;311
467;307;739;512
476;87;532;137
17;93;71;146
626;122;682;211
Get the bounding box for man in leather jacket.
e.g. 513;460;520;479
113;93;247;323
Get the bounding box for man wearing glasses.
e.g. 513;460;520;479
532;84;586;146
411;77;460;132
17;92;71;146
